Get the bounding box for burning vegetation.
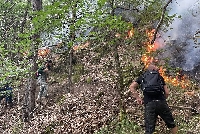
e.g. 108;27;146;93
142;29;191;88
38;47;50;58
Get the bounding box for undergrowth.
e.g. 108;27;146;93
95;113;143;134
96;109;200;134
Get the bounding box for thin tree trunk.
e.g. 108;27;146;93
67;2;77;93
113;42;126;121
22;78;30;122
29;57;37;115
113;43;124;92
151;0;172;44
110;0;125;120
27;0;42;116
68;49;73;93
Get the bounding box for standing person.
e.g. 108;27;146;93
36;60;53;102
129;63;178;134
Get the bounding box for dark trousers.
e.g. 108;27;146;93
144;100;176;134
0;93;13;107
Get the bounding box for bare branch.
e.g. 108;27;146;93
194;30;200;38
169;105;200;113
151;0;173;44
115;5;140;12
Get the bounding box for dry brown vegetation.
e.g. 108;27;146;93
0;48;200;134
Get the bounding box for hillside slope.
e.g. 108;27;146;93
0;73;199;134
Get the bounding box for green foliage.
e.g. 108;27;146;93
12;119;24;134
86;77;92;84
96;114;141;134
56;95;66;106
72;75;81;83
0;0;176;81
90;0;175;71
122;64;135;86
44;123;55;134
0;0;31;82
0;1;195;133
72;64;84;83
137;0;172;28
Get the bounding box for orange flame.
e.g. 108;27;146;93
73;41;90;51
38;47;50;58
158;67;190;88
141;29;190;88
127;28;134;38
115;27;134;39
141;54;154;67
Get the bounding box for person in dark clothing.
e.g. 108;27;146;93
0;83;13;107
36;60;53;101
129;63;178;134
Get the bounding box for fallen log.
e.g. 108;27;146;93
169;105;200;114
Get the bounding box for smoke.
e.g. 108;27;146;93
163;0;200;71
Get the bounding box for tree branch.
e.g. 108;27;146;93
169;105;199;113
115;5;139;12
151;0;172;44
194;30;200;38
20;0;31;33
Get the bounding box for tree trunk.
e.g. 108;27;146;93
110;0;125;120
22;78;30;122
67;2;77;93
113;43;124;91
28;58;38;115
28;0;42;116
68;49;73;93
32;0;42;11
113;42;125;120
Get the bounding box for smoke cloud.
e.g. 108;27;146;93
163;0;200;71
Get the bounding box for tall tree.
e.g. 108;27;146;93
28;0;42;116
85;0;175;120
31;0;101;93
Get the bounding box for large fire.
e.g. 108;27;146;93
142;29;191;88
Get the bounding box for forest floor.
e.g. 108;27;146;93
0;78;199;134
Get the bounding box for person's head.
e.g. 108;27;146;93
147;57;160;70
153;57;159;64
146;63;159;71
45;60;53;70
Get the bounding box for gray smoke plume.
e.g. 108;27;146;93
163;0;200;71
